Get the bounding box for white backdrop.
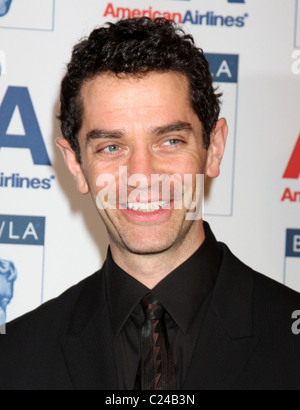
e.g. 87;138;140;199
0;0;299;324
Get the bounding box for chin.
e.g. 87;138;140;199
121;235;176;256
109;213;190;255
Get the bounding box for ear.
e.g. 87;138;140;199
56;138;89;195
206;118;228;179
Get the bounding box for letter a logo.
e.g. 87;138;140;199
283;134;300;179
0;86;51;166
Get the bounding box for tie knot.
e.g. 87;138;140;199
141;294;165;321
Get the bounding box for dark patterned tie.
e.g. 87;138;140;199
134;293;177;390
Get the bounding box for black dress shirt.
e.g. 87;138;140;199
104;222;223;390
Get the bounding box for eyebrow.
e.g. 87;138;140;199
150;121;193;136
86;129;125;143
85;121;193;144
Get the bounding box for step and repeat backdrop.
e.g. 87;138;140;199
0;0;299;325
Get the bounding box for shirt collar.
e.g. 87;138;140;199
105;222;223;335
105;249;148;335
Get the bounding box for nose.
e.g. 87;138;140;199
126;144;161;189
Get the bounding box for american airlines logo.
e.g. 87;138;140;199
104;0;249;28
281;134;300;203
283;134;300;180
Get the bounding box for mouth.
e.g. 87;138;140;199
122;200;171;213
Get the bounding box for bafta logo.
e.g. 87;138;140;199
0;259;17;328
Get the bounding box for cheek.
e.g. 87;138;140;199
171;153;207;200
81;146;207;199
83;161;121;204
167;152;207;178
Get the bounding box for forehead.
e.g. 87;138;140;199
80;71;195;130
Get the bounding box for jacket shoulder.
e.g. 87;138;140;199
221;241;300;305
0;269;103;390
236;261;300;389
5;270;102;335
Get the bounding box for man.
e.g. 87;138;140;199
0;18;300;391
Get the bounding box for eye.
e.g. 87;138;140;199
102;145;121;154
162;139;182;147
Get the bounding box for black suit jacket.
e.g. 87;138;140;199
1;243;300;390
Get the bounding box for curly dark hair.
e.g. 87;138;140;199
58;18;222;162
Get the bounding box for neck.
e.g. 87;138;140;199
109;221;205;289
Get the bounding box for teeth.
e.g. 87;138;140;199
124;201;170;212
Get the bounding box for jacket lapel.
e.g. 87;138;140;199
60;269;118;390
184;244;259;390
60;243;259;390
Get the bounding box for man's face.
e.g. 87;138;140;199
59;72;227;255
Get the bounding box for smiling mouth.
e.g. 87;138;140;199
122;200;171;213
